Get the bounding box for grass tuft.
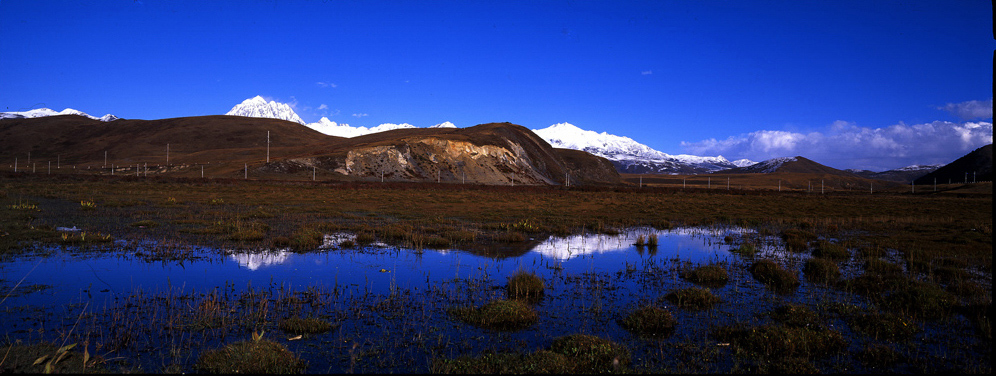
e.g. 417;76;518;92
549;334;630;373
803;258;840;284
278;316;336;334
619;305;676;338
749;259;800;292
506;270;545;301
195;338;307;374
448;299;538;331
682;264;729;287
663;287;721;310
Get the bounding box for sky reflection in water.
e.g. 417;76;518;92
2;226;747;308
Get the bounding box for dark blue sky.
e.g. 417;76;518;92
1;0;992;169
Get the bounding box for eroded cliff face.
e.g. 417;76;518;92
331;137;558;185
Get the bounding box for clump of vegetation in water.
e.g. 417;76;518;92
803;258;840;284
711;323;846;370
781;228;816;252
506;270;545;301
769;304;821;328
877;281;956;320
845;311;919;340
431;334;630;374
549;334;630;373
749;259;799;292
681;264;729;287
196;333;307;374
619;305;676;338
448;299;538;331
663;287;721;310
812;240;849;260
278;316;336;334
730;242;759;257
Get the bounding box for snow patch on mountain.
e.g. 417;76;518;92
741;157;798;173
226;96;305;125
532;122;754;174
1;108;119;122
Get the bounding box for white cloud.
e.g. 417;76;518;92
317;82;337;88
317;104;328;110
641;70;653;75
352;113;368;118
938;98;992;120
681;120;993;171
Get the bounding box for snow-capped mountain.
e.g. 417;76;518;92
532;123;754;174
226;96;306;125
430;121;457;128
226;96;455;137
1;107;119;122
305;118;417;138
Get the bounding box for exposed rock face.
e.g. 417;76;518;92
332;138;558;185
326;138;539;184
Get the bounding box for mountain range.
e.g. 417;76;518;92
2;96;978;179
0;115;619;186
223;96;755;174
0;107;119;122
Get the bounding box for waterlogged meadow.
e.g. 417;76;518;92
0;177;991;373
0;226;988;373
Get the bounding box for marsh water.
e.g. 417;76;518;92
1;226;988;373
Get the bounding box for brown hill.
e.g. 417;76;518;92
1;116;619;186
721;156;862;177
914;144;992;185
0;114;334;167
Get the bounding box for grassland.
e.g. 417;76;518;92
0;172;991;373
2;173;990;267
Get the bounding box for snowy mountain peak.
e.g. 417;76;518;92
226;96;305;125
533;122;754;174
0;107;119;122
430;121;457;128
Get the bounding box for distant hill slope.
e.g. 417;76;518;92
719;156;861;177
914;144;992;185
848;164;942;183
0;114;334;167
1;116;618;186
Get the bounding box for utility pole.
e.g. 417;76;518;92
13;157;16;172
166;143;169;167
48;161;51;174
313;165;316;181
245;163;247;179
778;179;781;192
266;131;270;163
104;151;107;168
708;177;711;189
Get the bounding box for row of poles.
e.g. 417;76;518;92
8;130;574;186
